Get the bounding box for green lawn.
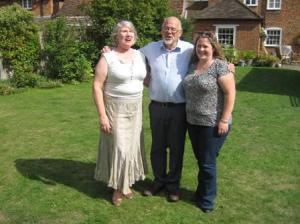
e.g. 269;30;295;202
0;67;299;224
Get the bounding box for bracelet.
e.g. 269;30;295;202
220;119;229;124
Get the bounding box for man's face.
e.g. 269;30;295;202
161;18;182;49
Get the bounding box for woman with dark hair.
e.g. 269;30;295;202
183;32;236;213
93;20;147;206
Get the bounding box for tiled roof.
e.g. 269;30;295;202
54;0;90;17
189;0;262;20
186;1;208;11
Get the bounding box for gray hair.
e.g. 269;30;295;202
111;20;138;47
161;16;182;31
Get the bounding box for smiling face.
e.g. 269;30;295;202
117;26;136;49
195;37;214;61
161;17;182;50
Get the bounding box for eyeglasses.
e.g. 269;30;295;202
197;31;215;38
162;27;181;34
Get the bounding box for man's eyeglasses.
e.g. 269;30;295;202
197;31;215;38
162;27;181;34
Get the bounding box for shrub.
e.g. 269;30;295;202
41;17;93;83
0;82;16;95
253;54;280;67
222;45;240;64
0;4;40;87
10;72;40;88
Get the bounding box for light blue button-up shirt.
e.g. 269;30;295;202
140;40;194;103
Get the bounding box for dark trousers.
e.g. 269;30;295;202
187;123;229;209
149;102;187;193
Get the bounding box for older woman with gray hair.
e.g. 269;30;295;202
93;20;147;206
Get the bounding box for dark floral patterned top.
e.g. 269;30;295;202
183;58;230;127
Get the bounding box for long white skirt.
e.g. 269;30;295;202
94;95;147;194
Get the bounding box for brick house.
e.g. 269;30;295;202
0;0;89;19
170;0;300;61
0;0;64;18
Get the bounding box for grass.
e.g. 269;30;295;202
0;67;299;224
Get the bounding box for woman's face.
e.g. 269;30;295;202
117;26;135;48
195;37;214;61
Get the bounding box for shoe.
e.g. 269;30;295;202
200;207;214;213
167;193;180;202
112;190;123;206
143;184;164;196
124;191;134;199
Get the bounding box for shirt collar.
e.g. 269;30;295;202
160;39;182;52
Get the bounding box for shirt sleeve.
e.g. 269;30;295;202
216;59;230;78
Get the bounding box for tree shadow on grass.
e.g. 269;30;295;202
15;158;112;202
237;68;300;106
15;158;197;206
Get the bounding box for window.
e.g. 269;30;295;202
265;28;282;47
267;0;281;10
215;25;237;46
244;0;258;6
22;0;32;10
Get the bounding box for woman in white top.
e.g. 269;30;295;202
93;21;147;206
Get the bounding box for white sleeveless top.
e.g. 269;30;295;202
103;49;147;99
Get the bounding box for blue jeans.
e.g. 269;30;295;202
187;123;230;209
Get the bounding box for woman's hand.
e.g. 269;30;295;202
100;115;111;133
218;120;229;136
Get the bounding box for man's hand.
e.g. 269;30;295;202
101;46;112;54
228;63;235;74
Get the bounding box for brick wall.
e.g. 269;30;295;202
0;0;61;17
193;20;260;53
261;0;300;60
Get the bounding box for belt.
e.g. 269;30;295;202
151;100;185;107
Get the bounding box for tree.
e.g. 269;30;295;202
0;4;40;87
88;0;175;48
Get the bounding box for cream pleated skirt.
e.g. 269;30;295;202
94;95;147;194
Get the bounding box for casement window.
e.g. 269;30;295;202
215;25;237;46
244;0;258;6
265;28;282;47
22;0;33;9
267;0;281;10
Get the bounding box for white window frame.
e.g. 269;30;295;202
267;0;281;10
265;27;282;47
22;0;33;10
214;24;238;47
244;0;258;6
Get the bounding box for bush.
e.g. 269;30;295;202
0;4;40;87
41;17;93;83
253;54;280;67
223;45;240;64
0;82;16;95
10;72;40;88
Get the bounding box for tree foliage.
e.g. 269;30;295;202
0;4;40;87
41;17;92;83
88;0;175;48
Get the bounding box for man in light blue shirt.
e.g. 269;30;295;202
141;38;193;103
141;16;193;202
